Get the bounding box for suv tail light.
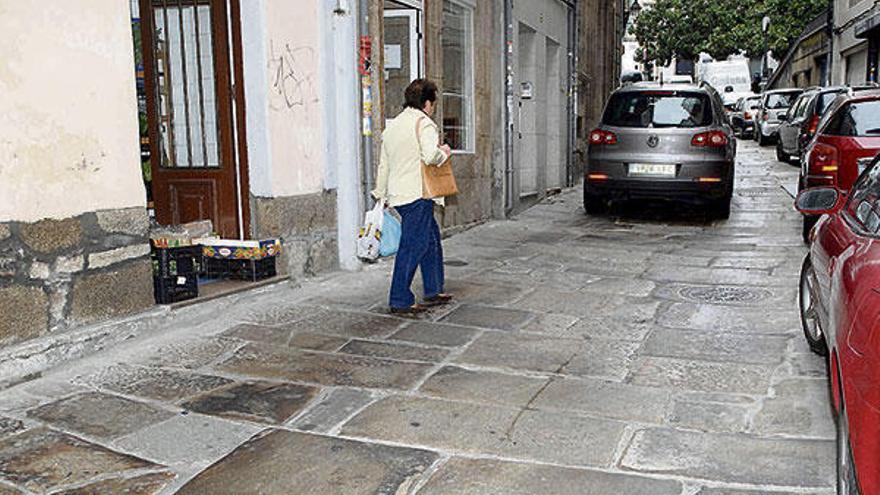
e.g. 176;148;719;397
810;142;839;174
806;115;820;136
589;129;618;145
691;131;728;148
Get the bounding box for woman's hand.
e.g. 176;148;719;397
439;144;452;157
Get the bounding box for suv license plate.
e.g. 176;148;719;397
628;163;676;177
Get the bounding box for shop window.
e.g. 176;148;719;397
441;0;475;153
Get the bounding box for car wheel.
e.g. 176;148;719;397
584;192;607;215
837;406;860;495
799;256;827;356
776;141;788;162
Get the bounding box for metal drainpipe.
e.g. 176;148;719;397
503;0;515;214
359;0;374;208
566;0;578;188
825;0;834;86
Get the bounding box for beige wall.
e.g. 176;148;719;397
0;1;145;222
260;0;326;198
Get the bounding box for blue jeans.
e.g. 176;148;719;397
389;199;444;309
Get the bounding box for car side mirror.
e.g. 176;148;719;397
795;187;845;215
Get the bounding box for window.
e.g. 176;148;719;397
602;91;713;128
825;100;880;137
441;0;475;152
764;92;799;109
845;159;880;235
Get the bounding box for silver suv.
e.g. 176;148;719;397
585;83;736;218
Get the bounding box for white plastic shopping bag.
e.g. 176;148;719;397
357;201;385;262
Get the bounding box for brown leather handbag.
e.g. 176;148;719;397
416;117;459;198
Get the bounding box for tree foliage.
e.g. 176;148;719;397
633;0;828;67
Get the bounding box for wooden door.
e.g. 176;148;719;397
139;0;248;239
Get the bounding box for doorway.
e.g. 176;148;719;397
138;0;249;239
383;0;424;121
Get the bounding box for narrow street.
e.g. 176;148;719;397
0;139;834;494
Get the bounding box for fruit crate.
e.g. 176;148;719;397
153;272;199;304
150;244;202;278
202;257;277;282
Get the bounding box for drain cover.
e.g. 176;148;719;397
678;286;773;305
444;259;469;267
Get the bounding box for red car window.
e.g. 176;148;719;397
825;100;880;137
845;163;880;235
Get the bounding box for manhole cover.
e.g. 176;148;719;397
678;286;773;305
444;259;469;267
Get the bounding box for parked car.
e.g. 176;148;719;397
755;88;803;146
730;95;761;138
585;82;736;218
796;161;880;495
800;89;880;240
776;87;844;164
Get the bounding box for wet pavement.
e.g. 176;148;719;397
0;140;834;494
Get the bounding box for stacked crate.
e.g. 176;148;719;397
150;242;201;304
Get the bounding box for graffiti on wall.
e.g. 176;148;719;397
267;40;319;112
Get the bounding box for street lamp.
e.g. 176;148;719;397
630;0;642;19
762;15;771;79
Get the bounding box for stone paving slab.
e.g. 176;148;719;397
418;366;550;408
439;304;535;331
418;457;683;495
133;337;243;370
176;430;438;494
0;428;160;493
628;357;774;395
27;392;174;441
79;365;233;403
751;378;835;439
342;395;626;468
216;343;434;390
387;322;479;348
641;327;790;365
181;381;320;425
454;332;580;373
532;377;672;424
290;388;375;434
657;302;800;335
665;398;751;434
563;339;640;381
54;471;176;495
112;413;262;468
339;339;451;362
620;427;834;488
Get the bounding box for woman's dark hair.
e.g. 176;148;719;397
404;79;438;110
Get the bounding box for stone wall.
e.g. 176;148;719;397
0;208;154;349
252;190;339;280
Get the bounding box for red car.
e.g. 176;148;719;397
800;89;880;241
797;160;880;494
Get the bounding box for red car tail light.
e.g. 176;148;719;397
691;131;728;148
811;142;839;174
744;111;752;120
589;129;618;145
807;115;820;136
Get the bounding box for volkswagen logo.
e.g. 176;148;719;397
647;135;660;148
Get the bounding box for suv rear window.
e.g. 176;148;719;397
603;91;713;128
764;92;799;109
818;90;844;115
825;100;880;136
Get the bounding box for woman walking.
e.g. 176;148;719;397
372;79;453;314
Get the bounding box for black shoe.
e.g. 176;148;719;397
423;293;453;307
390;304;428;315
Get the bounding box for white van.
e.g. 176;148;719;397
697;59;755;107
